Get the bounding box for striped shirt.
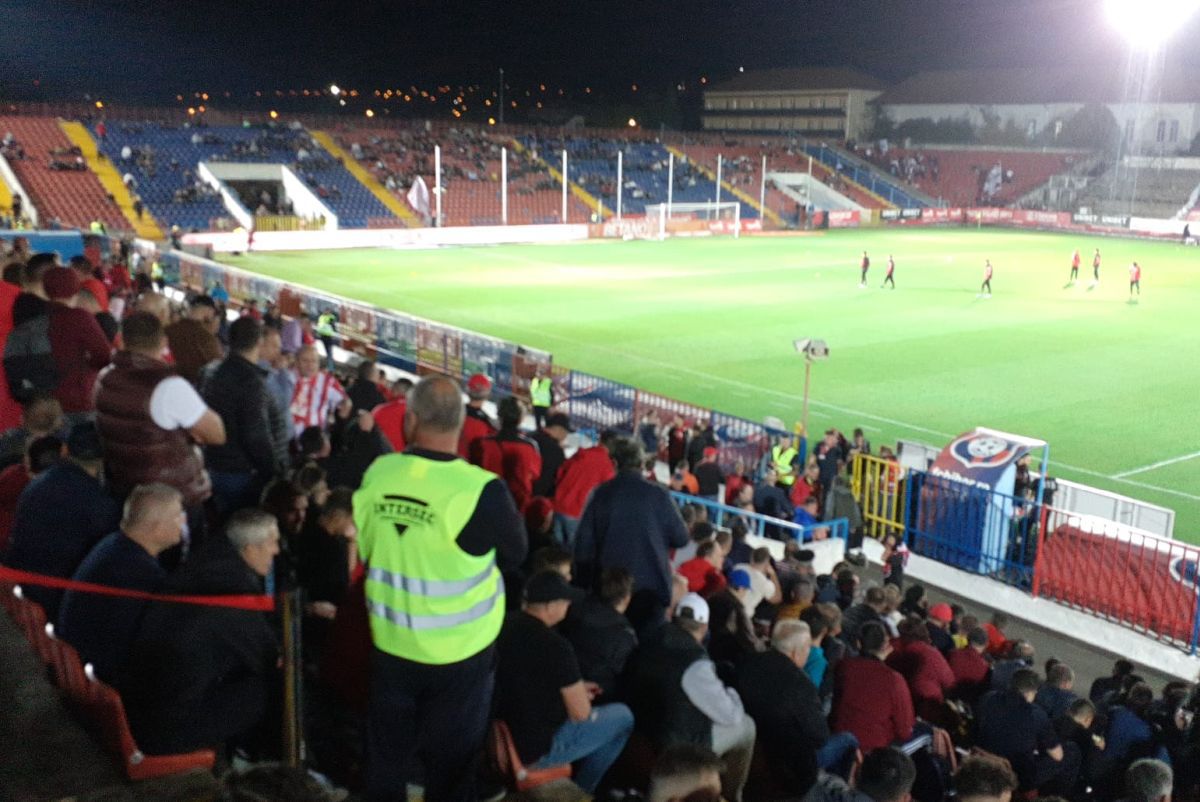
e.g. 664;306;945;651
290;371;345;435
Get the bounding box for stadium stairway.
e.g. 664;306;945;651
802;142;932;209
511;139;608;221
0;162;14;217
60;120;165;240
664;145;785;228
310;130;420;228
0;116;128;232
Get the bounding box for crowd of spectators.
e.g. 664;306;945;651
0;237;1195;802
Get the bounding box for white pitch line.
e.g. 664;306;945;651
1112;450;1200;479
301;274;1200;504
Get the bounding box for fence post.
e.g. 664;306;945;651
1031;505;1049;598
280;588;304;766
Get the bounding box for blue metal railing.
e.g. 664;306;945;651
803;144;932;209
668;490;849;544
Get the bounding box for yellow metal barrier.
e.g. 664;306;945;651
851;453;905;541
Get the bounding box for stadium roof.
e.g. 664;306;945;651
878;65;1200;105
707;67;885;94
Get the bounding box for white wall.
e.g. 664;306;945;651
769;172;862;211
0;154;37;225
196;161;252;229
279;166;338;230
182;222;591;252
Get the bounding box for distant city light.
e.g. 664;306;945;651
329;84;341;96
269;110;278;119
488;117;496;126
94;100;104;109
738;66;745;73
628;117;638;127
339;99;346;106
1104;0;1200;48
365;109;375;118
187;107;196;115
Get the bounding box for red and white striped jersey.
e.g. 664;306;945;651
290;370;345;435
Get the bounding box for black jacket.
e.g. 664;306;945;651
560;596;637;697
201;353;277;476
739;649;829;797
120;534;278;755
628;622;712;748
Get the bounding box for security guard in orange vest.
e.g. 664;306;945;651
355;375;527;801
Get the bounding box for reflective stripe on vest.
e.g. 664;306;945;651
530;376;551;407
355;454;503;665
315;314;336;337
772;445;798;485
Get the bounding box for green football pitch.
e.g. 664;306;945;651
225;228;1200;541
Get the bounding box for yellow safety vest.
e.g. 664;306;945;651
772;445;798;486
355;453;503;665
530;376;552;407
315;313;336;337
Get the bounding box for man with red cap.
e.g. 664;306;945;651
458;372;496;458
40;266;112;420
925;602;956;655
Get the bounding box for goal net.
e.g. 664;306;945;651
643;201;742;239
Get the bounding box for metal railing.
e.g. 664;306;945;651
668;489;850;545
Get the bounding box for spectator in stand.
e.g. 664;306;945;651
628;594;758;802
814;429;845;490
977;668;1070;792
68;255;108;312
472;396;541;512
371;377;414;452
666;416;689;473
799;604;833;698
723;459;750;507
57;484;183;685
954;754;1019;802
494;570;633;795
832;622;915;753
292;487;356;638
0;393;65;468
899;584;928;618
777;575;815;621
0;435;62;553
1095;683;1169;792
752;467;793;539
985;612;1013;657
670;459;700;495
648;744;724;802
1091;659;1136;703
165;295;223;387
321;396;393;490
723;519;752;573
791;461;822;510
289;345;346;436
1052;698;1101;799
706;567;761;670
991;639;1036;693
531;412;572;498
3;422;121;619
841;584;887;649
807;747;916;802
40;266;112;421
574;436;688;634
679;540;728;597
257;325;294;469
122;509;281;757
825;469;866;560
731;547;781;620
202;317;278;516
458;373;496;459
347;359;386;412
685;420;715;472
1125;758;1173;802
95;312;225;531
739;620;857;797
818;566;860;610
947;627;993;706
886;615;956;720
1036;662;1079;721
926;601;956;654
560;566;637;698
693;447;722;501
354;375;526;802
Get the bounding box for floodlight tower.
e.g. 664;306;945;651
793;338;829;443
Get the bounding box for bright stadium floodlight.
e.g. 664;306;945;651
1105;0;1200;49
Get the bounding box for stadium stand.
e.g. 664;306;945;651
1072;165;1200;219
0;116;127;231
91;122;400;229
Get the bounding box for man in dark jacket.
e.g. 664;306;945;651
201;317;279;516
560;566;637;697
739;620;844;798
3;421;121;619
574;437;689;635
471;396;542;512
121;509;280;756
752;467;793;539
531;412;571;499
841;585;887;649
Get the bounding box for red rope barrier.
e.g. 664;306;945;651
0;567;275;611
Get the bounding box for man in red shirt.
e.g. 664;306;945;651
472;396;541;512
71;255;109;312
980;260;994;296
859;250;870;288
1069;249;1080;285
832;622;915;753
885;617;956;721
678;540;728;598
947;627;993;707
41;267;113;420
1129;262;1141;299
371;377;414;452
458;373;496;458
554;429;616;546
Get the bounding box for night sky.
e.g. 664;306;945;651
4;0;1198;110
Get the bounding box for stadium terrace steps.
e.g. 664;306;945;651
59;120;165;240
311;130;420;228
0;116;127;231
512;139;609;220
874;147;1081;208
667;145;785;228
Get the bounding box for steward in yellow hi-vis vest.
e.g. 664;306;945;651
354;374;526;800
529;370;553;429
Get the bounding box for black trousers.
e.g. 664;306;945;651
532;404;550;429
366;645;495;802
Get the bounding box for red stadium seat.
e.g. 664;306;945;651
487;719;572;792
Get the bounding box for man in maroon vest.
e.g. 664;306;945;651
95;313;226;540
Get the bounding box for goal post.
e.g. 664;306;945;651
644;201;742;239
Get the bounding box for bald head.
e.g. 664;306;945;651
404;375;465;453
135;292;171;325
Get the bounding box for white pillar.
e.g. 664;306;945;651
616;150;623;220
434;145;443;228
501;146;508;225
561;149;568;223
759;154;767;221
667;151;674;219
714;154;723;213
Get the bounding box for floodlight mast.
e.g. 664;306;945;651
1104;0;1200;49
793;339;829;441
